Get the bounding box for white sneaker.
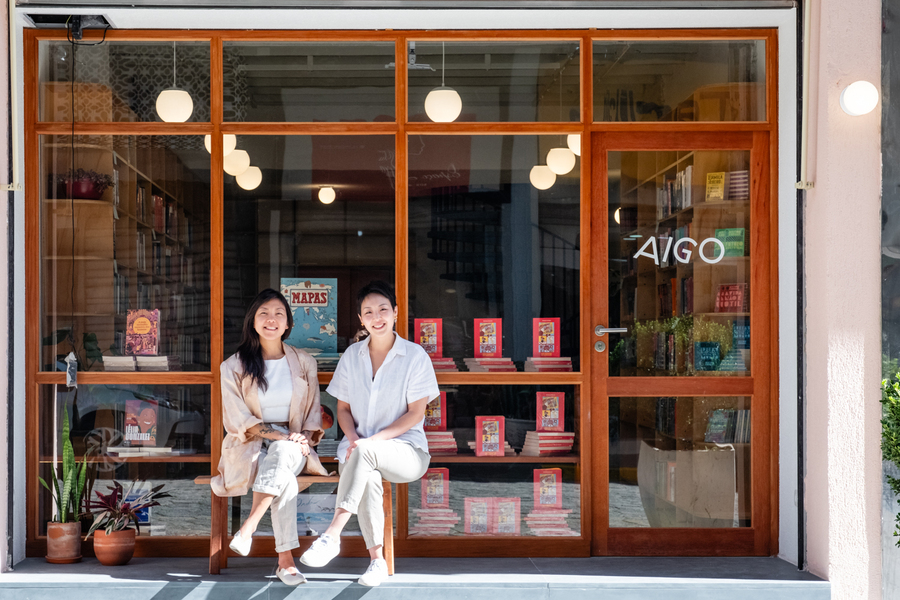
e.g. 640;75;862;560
228;530;252;557
358;558;389;587
299;533;340;568
276;566;307;586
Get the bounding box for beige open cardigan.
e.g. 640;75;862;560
211;343;329;497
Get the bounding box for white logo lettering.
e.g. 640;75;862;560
632;236;726;266
633;237;659;266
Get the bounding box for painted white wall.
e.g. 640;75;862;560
803;0;883;598
9;5;800;567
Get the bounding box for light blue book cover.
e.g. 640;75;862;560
280;278;338;354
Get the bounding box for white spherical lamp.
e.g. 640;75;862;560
840;81;879;116
236;166;262;191
223;149;251;177
155;88;194;123
204;134;237;156
529;165;556;190
318;187;336;204
547;147;577;175
567;134;581;156
425;86;463;123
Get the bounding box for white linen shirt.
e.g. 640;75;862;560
327;333;440;463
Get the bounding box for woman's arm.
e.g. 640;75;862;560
246;423;307;445
336;400;359;442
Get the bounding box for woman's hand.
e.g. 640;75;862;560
285;431;311;456
345;436;364;461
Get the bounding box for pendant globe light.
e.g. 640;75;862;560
567;134;581;156
204;134;237;157
156;42;194;123
529;165;556;190
236;166;262;191
223;149;251;177
318;187;336;204
545;73;576;175
424;42;462;123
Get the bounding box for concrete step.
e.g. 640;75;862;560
0;556;830;600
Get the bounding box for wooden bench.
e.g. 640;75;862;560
194;474;394;576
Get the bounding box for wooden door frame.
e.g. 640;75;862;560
590;131;777;556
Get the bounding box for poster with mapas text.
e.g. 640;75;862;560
280;278;338;355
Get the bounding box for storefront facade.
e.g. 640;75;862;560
2;2;882;596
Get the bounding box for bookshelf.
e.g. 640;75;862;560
40;136;210;373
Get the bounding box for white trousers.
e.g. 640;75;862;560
252;439;308;553
336;440;431;549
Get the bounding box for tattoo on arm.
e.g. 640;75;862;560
255;424;278;436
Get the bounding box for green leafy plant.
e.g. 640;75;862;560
85;480;170;537
38;409;93;523
56;168;115;195
693;317;733;359
882;374;900;547
41;328;105;371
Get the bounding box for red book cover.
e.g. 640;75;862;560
532;318;561;358
715;283;749;312
424;391;447;431
493;497;521;536
421;468;450;509
474;318;502;358
475;416;505;457
124;399;159;447
126;309;159;355
414;318;443;358
464;498;491;534
536;392;564;432
534;469;563;510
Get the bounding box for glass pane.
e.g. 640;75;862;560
408;42;580;123
593;40;765;122
609;396;751;528
40;135;211;371
608;150;751;377
39;41;210;123
223;135;395;361
408;384;580;537
38;384;211;536
223;42;396;122
409;135;580;371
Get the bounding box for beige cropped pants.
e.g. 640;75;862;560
336;439;430;549
252;438;308;553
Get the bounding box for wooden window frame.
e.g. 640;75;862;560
23;27;779;558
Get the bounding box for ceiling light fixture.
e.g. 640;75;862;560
567;134;581;156
155;41;194;123
204;134;237;157
236;166;262;190
319;186;336;204
529;165;556;190
424;42;462;123
223;149;251;177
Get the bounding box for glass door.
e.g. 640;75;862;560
591;131;773;555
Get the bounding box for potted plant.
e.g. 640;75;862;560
56;168;115;200
85;480;169;566
39;409;93;564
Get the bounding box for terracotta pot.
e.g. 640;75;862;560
45;521;82;564
65;179;103;200
93;528;135;566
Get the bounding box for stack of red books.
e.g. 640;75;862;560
467;439;516;456
410;508;460;535
464;357;516;372
523;508;577;536
520;431;575;456
425;431;458;455
523;357;572;372
431;357;459;371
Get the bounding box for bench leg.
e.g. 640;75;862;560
382;482;394;576
210;492;228;574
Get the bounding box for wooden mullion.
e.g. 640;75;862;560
395;36;409;339
598;131;754;152
34;372;214;385
608;527;758;556
589;122;771;133
34;122;213;136
434;372;583;385
220;122;398;134
406;122;583;135
210;35;225;473
607;377;755;397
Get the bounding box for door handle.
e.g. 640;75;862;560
595;325;628;337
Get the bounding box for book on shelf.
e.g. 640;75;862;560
464;498;491;535
715;228;746;257
126;309;159;355
425;431;458;455
430;357;459;371
281;278;338;355
103;356;136;372
474;416;505;457
728;169;750;201
533;318;561;358
474;318;502;358
704;408;751;443
536;392;564;432
493;497;521;536
414;318;443;358
135;355;181;371
705;172;730;203
715;283;749;313
464;357;516;372
524;357;572;372
424;391;448;431
467;440;516;456
410;507;460;536
421;468;450;509
521;431;574;456
122;399;159;447
534;468;563;511
694;342;722;371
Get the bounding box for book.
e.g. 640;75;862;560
533;318;561;358
464;498;491;534
728;169;750;201
424;391;447;431
474;416;505;457
534;468;563;511
414;318;443;358
281;278;338;354
126;309;159;355
694;342;722;371
493;497;521;536
705;172;730;202
704;409;732;443
421;468;450;509
474;318;502;358
521;431;574;456
715;283;749;312
536;392;564;432
123;399;159;447
715;228;746;257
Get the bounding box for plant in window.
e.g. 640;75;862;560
41;328;105;371
882;374;900;547
55;168;115;200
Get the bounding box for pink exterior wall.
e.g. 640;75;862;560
804;0;883;597
0;0;9;575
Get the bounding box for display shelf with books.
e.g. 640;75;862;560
40;135;211;373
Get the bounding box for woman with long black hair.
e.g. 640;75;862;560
300;280;438;587
211;288;329;585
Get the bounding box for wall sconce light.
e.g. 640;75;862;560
614;207;621;225
223;149;251;176
236;166;262;190
204;134;237;157
425;42;462;123
156;42;194;123
840;81;879;116
529;165;556;190
319;186;336;204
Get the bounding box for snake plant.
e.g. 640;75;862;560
38;409;91;523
